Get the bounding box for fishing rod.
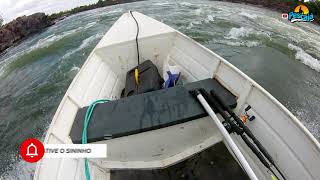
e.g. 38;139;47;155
209;89;286;180
190;89;258;180
197;89;280;180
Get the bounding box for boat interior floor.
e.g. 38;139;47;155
111;142;249;180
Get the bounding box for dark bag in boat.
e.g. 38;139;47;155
122;60;163;97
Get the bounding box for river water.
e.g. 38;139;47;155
0;0;320;179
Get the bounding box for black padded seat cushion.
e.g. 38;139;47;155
70;78;237;143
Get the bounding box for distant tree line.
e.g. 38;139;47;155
49;0;318;23
49;0;143;21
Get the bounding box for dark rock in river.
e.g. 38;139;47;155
0;13;54;52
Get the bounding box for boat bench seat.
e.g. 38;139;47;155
70;78;237;143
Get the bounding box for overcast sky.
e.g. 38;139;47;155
0;0;98;23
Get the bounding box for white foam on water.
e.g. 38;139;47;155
84;22;97;29
186;22;194;29
154;1;172;6
68;66;81;78
88;7;124;19
70;66;80;72
80;33;103;48
194;8;202;16
193;20;202;25
186;19;203;29
0;64;6;78
205;15;215;23
61;33;103;60
225;27;271;40
108;8;124;14
239;11;258;19
245;41;261;47
226;27;252;39
288;43;320;72
22;26;84;55
179;2;193;6
212;39;261;47
186;11;215;29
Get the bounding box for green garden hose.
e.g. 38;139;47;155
82;99;110;180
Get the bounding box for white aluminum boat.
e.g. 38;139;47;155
34;12;320;180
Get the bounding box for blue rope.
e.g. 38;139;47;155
82;99;110;180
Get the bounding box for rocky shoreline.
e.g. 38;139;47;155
0;13;54;53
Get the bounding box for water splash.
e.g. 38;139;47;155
61;33;103;60
179;2;193;6
288;43;320;72
205;15;215;22
226;27;252;39
70;66;80;72
212;39;261;47
154;1;172;6
194;8;202;16
225;27;271;40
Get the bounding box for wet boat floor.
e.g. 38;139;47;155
111;142;249;180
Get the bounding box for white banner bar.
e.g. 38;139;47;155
43;144;107;158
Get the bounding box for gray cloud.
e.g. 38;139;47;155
0;0;98;23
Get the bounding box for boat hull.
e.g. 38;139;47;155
34;12;320;180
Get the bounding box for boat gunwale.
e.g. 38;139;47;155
173;30;320;151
